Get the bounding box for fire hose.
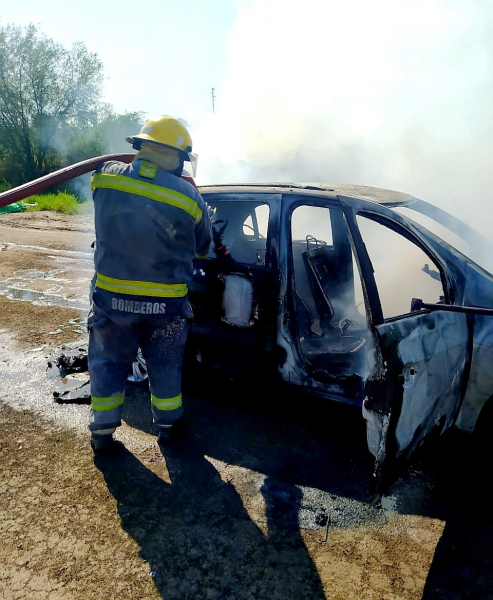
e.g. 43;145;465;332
0;154;137;209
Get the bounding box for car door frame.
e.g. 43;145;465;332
189;191;282;377
278;191;374;404
341;198;474;500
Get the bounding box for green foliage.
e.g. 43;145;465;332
62;107;144;165
0;23;144;191
0;179;12;193
21;192;92;215
0;23;104;185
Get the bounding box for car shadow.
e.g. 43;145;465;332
96;379;493;599
407;434;493;600
122;377;374;503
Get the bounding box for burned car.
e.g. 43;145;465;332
2;161;492;498
187;183;493;497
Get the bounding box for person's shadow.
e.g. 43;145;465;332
94;411;327;599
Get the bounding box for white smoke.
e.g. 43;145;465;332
194;0;493;268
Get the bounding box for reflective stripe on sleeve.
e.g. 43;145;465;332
91;392;125;412
95;272;188;298
91;173;203;223
151;394;183;411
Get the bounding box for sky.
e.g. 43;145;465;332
2;0;493;249
0;0;236;117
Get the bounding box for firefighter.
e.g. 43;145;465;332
88;115;212;452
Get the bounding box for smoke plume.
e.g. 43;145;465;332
194;0;493;269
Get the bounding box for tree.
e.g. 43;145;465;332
0;23;104;185
61;108;144;200
62;106;144;166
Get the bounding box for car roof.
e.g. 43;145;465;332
198;182;417;207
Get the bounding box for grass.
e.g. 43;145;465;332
21;192;92;216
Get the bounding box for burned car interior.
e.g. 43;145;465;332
290;204;369;400
206;201;268;265
187;198;278;377
187;194;373;402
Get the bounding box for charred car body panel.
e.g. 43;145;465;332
456;317;493;432
191;183;493;497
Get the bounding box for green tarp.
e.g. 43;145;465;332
0;202;27;214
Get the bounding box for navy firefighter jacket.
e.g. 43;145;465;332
91;159;212;302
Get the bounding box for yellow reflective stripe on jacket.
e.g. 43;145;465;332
91;173;203;223
151;394;183;411
91;392;125;412
95;273;188;298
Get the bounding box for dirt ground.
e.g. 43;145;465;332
1;211;493;600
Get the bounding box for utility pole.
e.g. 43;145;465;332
211;87;216;114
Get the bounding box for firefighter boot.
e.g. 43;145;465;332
157;420;183;445
91;432;118;453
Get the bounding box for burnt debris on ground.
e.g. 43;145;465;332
48;343;91;403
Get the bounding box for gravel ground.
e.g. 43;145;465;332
1;211;493;599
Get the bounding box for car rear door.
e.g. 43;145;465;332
346;207;471;500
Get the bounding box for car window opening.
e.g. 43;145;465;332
356;214;445;320
291;205;371;398
207;201;269;265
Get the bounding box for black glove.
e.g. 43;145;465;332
213;221;232;259
207;207;232;259
212;219;227;247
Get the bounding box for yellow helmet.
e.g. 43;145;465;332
126;115;193;160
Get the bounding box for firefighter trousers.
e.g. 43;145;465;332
88;288;191;434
